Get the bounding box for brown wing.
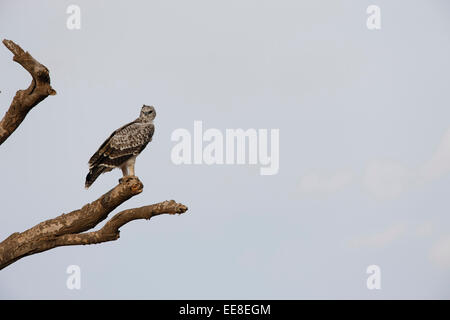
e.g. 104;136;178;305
88;121;154;169
88;120;138;168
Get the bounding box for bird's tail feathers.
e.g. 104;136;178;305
85;166;105;189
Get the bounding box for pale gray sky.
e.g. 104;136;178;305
1;0;450;299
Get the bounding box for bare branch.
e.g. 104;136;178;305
53;201;188;247
0;176;188;270
0;39;56;145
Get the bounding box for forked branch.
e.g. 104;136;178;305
0;39;56;145
0;176;188;270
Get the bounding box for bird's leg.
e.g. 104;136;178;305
121;165;128;177
119;165;128;184
119;157;136;184
128;162;135;176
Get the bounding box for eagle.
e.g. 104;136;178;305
85;105;156;188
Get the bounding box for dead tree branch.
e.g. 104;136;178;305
0;39;56;145
0;176;188;270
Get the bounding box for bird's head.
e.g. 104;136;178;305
140;105;156;121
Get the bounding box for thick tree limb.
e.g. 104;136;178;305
0;176;188;270
0;39;56;145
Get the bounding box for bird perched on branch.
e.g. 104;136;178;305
85;105;156;188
